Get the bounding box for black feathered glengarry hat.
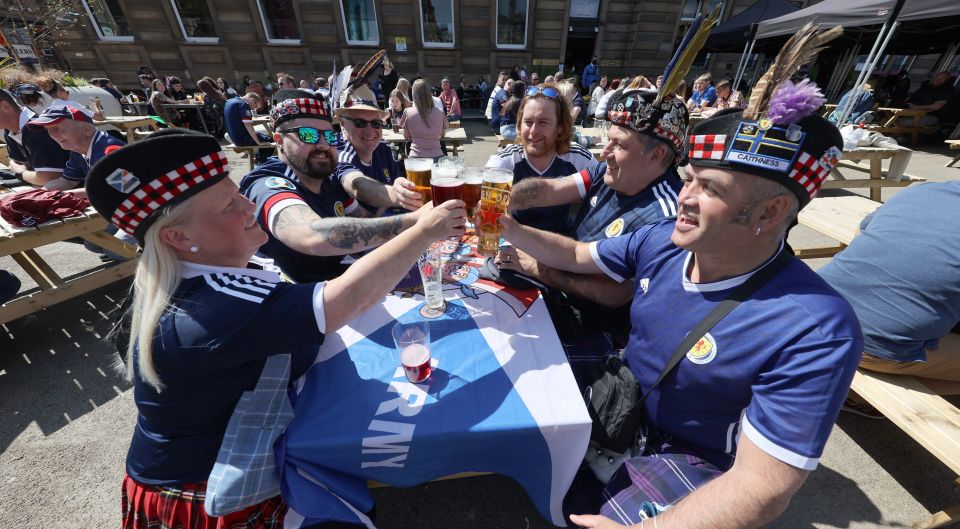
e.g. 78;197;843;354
687;23;845;208
688;108;843;208
605;88;689;157
85;129;230;244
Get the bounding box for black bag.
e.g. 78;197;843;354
581;250;792;453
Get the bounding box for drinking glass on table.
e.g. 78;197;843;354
392;321;432;383
417;246;445;312
405;157;433;203
476;168;513;257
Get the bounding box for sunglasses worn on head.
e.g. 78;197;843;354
278;126;338;145
525;86;560;99
343;117;389;129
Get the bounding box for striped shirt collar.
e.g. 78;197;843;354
181;260;280;282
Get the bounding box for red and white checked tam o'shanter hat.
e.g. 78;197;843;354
85;129;229;244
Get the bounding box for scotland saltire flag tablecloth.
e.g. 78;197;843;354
278;249;592;528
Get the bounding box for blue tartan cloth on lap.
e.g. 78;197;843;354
205;354;294;516
566;434;724;526
599;441;723;525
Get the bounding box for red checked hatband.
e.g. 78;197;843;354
112;151;229;236
688;134;727;161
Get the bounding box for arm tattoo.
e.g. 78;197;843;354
273;204;316;236
311;215;405;250
511;178;548;211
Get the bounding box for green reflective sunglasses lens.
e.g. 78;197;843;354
298;127;320;144
322;130;338;144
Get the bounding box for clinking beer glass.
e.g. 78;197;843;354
405;157;433;203
476;168;513;257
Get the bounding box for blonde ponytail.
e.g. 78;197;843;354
125;202;192;392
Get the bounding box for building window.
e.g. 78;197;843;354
420;0;454;48
496;0;527;49
680;0;723;21
256;0;300;43
82;0;133;41
340;0;379;45
169;0;218;42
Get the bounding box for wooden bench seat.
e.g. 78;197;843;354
850;371;960;529
795;194;880;259
227;142;277;170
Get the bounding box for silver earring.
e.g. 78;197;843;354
190;246;199;253
755;226;761;236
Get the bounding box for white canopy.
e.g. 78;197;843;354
756;0;960;39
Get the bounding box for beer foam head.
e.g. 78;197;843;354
482;167;513;184
432;165;459;180
405;157;433;171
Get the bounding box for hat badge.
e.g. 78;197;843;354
786;124;803;142
105;167;141;194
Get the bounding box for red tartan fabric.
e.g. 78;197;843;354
121;475;286;529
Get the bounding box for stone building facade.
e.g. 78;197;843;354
52;0;767;91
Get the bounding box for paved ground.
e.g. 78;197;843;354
2;113;960;528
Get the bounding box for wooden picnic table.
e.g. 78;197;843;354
94;116;159;143
0;182;139;324
823;146;924;202
946;139;960;167
164;102;211;134
382;127;468;156
868;107;935;145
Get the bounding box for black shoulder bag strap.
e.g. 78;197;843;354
636;247;793;407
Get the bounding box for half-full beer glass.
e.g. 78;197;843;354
476;168;513;257
405;157;433;203
461;167;483;222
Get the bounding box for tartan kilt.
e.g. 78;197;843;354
598;442;724;525
121;474;285;529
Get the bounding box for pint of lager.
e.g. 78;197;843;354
405;157;433;203
461;167;483;221
476;168;513;257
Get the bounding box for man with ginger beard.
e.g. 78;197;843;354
240;97;426;283
484;83;596;234
492;88;685;349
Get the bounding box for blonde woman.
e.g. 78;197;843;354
400;79;448;159
84;128;464;529
556;80;581;122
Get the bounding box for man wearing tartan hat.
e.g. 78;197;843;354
239;97;428;283
499;24;864;529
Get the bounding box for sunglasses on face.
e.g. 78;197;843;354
525;86;560;99
343;117;389;129
277;126;338;145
